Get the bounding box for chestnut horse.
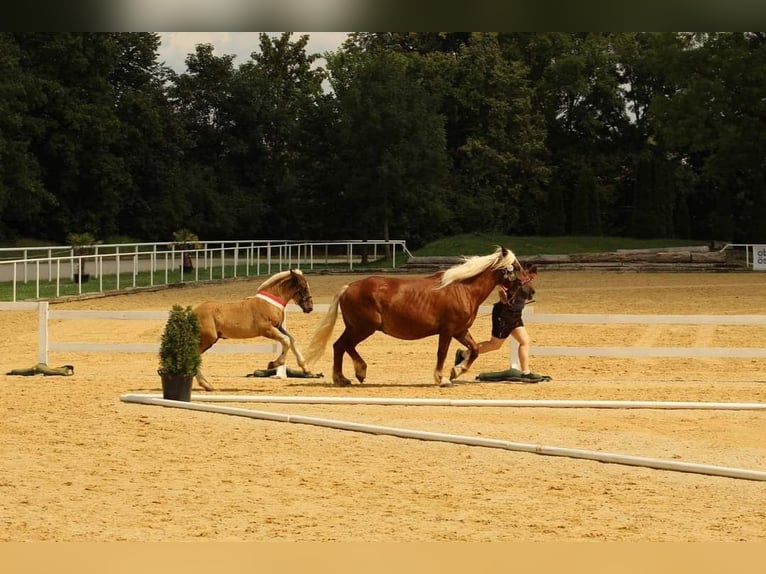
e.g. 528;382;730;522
193;269;313;391
304;246;522;386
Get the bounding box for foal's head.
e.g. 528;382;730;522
288;270;314;313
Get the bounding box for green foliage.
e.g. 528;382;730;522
172;228;201;249
158;305;201;377
326;44;450;242
1;32;764;245
448;33;548;234
66;232;98;253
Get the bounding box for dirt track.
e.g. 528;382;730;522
1;270;765;541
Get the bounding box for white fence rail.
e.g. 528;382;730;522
2;303;765;369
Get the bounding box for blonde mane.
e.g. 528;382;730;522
257;268;303;291
438;246;517;288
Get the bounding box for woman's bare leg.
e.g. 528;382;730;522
510;326;531;373
477;336;505;354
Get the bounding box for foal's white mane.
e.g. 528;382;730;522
438;246;517;288
257;268;303;291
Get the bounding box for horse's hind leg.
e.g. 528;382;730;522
195;368;214;392
339;330;371;384
195;328;218;392
346;345;367;383
331;334;352;385
331;329;369;385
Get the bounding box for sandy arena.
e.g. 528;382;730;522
1;270;765;541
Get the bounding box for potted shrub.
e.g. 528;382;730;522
172;228;201;273
67;232;100;283
158;304;202;401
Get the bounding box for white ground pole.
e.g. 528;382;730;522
166;395;766;410
120;394;766;482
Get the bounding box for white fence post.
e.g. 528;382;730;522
38;302;48;364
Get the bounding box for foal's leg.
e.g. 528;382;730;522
195;368;215;392
265;325;291;370
194;329;218;392
278;325;311;373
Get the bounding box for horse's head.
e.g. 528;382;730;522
289;270;314;313
501;263;538;301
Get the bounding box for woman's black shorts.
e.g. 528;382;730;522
491;303;523;339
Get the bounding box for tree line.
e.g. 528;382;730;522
1;32;764;249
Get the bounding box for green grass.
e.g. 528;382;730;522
412;234;709;257
0;268;224;301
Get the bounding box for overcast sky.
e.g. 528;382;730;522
157;32;349;72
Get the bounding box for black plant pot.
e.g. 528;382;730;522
159;371;193;401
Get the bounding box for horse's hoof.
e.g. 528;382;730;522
439;380;454;387
333;377;351;386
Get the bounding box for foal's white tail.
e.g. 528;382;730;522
304;285;347;367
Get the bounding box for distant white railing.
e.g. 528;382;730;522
0;239;411;301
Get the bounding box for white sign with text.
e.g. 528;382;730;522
753;245;766;271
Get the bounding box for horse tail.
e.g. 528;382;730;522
304;285;346;367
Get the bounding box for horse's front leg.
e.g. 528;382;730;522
449;332;479;381
265;326;290;370
435;333;453;387
279;325;311;373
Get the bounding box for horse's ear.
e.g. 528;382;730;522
501;246;508;257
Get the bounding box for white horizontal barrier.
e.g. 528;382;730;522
527;346;766;358
4;301;764;365
48;342;273;354
525;311;766;325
